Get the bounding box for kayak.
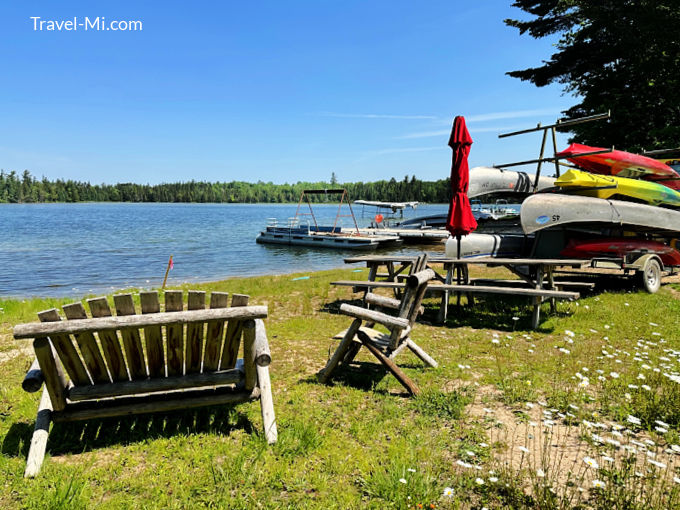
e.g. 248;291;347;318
468;166;555;199
560;238;680;267
555;169;680;208
520;194;680;235
557;143;680;189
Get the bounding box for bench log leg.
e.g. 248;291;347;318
256;364;277;444
318;319;362;383
24;388;53;478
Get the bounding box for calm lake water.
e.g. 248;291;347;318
0;202;450;298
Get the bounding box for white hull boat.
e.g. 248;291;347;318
445;233;531;259
257;223;402;250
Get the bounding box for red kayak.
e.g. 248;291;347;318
557;143;680;190
561;238;680;267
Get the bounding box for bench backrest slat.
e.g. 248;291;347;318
220;294;249;369
203;292;229;371
139;292;165;378
88;297;129;382
38;309;91;386
186;291;206;374
114;294;148;380
165;290;184;377
63;303;111;384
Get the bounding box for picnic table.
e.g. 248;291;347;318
336;255;590;328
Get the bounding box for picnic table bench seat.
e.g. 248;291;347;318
331;279;580;328
14;289;277;477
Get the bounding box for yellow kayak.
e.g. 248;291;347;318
555;169;680;208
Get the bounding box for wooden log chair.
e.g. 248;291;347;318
318;262;437;396
13;290;277;478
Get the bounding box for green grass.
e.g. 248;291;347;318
1;268;679;508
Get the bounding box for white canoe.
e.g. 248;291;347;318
468;167;556;199
445;233;530;259
521;194;680;235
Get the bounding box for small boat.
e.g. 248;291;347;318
556;143;680;189
256;219;402;250
395;214;447;229
520;194;680;235
256;189;402;250
560;238;680;267
445;233;531;259
468;166;556;199
555;169;680;208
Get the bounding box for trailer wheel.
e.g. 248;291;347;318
638;258;661;294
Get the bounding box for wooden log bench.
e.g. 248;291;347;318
331;280;580;329
13;289;277;477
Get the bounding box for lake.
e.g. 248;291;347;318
0;202;450;298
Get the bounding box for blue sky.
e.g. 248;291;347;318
0;1;576;185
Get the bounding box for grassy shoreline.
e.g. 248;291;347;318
1;267;679;509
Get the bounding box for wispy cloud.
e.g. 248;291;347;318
397;125;530;139
368;146;441;156
398;129;450;140
466;108;563;123
313;112;438;120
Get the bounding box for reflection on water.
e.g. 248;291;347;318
0;202;449;298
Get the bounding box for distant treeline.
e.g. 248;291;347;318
0;170;450;204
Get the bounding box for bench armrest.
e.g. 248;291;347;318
22;358;44;393
339;303;410;330
253;319;272;367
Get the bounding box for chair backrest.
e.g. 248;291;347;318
14;290;267;391
399;254;430;324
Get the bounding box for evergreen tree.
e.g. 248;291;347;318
506;1;680;151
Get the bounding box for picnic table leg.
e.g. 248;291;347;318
548;267;556;312
437;262;453;323
463;265;473;306
531;297;542;330
531;266;545;329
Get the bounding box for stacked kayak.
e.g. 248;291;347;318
555;169;680;208
560;238;680;267
556;143;680;190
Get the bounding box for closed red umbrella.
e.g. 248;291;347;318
446;116;477;259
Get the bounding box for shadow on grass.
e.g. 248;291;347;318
438;296;564;332
310;360;416;398
319;297;365;315
2;422;33;459
2;406;254;459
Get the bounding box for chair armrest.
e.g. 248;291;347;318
365;293;424;315
339;304;410;330
364;293;401;310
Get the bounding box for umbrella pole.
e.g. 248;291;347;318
456;235;462;307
